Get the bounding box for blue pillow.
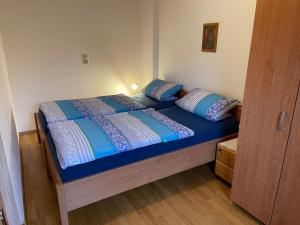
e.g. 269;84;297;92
175;88;239;122
143;79;183;101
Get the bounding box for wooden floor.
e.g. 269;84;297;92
20;132;261;225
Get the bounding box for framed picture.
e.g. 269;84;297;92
202;23;219;52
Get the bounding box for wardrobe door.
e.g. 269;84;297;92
231;0;300;224
270;84;300;225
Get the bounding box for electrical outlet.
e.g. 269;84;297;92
81;54;89;64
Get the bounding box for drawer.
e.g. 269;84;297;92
216;146;235;168
215;160;234;184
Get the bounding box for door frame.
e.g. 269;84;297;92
0;135;21;225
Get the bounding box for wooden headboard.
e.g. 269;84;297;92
231;104;242;123
176;89;242;123
176;89;189;98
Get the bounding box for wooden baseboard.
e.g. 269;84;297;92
19;137;28;225
19;130;36;137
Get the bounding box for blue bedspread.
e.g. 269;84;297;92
40;94;146;123
48;106;239;182
38;94;176;135
48;108;194;169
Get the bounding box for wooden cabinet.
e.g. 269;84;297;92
215;138;237;184
231;0;300;224
215;161;234;184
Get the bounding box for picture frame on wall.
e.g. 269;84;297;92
202;23;219;52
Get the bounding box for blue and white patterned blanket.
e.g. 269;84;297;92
40;94;146;123
48;108;194;169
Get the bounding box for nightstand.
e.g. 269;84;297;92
215;138;238;184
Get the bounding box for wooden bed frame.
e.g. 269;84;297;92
34;92;241;225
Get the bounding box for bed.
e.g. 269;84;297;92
47;105;239;182
35;94;241;225
35;93;178;143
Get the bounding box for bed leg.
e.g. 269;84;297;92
57;185;69;225
34;113;42;143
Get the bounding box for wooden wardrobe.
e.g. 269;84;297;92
231;0;300;224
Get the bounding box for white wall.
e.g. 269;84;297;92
0;0;255;131
0;0;154;132
158;0;256;100
140;0;154;85
0;34;24;225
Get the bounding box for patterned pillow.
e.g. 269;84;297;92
143;79;183;101
175;88;239;122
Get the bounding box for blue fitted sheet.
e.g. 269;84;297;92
47;105;239;182
39;93;175;135
131;93;176;110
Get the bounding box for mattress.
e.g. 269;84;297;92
39;93;176;135
46;105;239;182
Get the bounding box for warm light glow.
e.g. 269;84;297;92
131;83;139;91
